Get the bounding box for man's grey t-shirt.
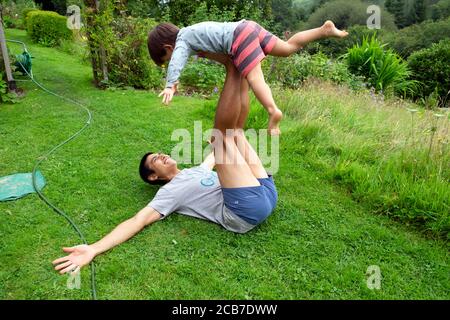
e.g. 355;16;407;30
148;164;255;233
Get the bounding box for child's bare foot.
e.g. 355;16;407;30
268;108;283;136
322;20;348;38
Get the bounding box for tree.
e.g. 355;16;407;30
385;0;427;28
429;0;450;20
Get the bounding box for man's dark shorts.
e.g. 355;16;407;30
222;176;278;225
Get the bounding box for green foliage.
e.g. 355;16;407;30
26;10;72;47
187;1;236;25
106;16;164;89
0;72;17;104
125;0;161;18
0;0;39;29
272;0;306;33
429;0;450;20
346;36;419;97
305;0;397;31
281;82;450;239
385;0;427;28
262;53;364;90
136;0;276;32
184;0;276;32
306;24;386;57
83;1;163;89
57;38;90;64
180;57;225;94
22;7;39;25
382;17;450;58
408;39;450;107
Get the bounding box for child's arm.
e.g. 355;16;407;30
159;41;193;105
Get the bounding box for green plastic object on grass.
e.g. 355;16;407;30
14;50;32;76
0;171;46;202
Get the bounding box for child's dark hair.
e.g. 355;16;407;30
139;152;167;185
147;22;180;66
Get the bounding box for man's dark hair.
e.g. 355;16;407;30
147;22;180;66
139;152;167;185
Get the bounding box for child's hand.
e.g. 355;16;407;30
158;87;175;105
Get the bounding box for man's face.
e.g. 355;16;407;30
145;153;177;182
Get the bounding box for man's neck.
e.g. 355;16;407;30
166;168;181;181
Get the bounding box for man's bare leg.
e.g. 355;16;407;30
212;61;260;188
204;53;269;182
234;76;269;179
236;76;250;130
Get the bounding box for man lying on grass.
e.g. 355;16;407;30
52;57;278;275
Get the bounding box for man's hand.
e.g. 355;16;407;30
158;82;178;105
52;244;96;274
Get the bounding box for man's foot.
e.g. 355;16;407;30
322;20;348;38
268;108;283;136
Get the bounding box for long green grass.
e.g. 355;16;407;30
1;28;449;300
271;81;449;239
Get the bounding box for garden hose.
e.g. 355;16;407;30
7;39;97;300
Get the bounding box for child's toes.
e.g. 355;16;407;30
268;127;281;136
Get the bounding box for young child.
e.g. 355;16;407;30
147;20;348;135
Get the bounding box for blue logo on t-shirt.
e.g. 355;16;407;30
200;171;217;187
201;178;215;186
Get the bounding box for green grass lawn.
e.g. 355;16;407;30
1;28;449;300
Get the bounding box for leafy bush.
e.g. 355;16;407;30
22;7;39;27
408;39;450;107
346;36;418;97
180;57;225;94
105;17;164;89
382;17;450;58
263;52;364;90
26;10;72;47
83;1;163;89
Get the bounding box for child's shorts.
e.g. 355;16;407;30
231;20;279;78
221;176;278;225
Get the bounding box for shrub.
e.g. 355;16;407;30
382;17;450;58
346;36;418;97
26;10;72;47
180;57;225;94
408;39;450;107
262;52;364;90
22;7;39;28
105;17;164;89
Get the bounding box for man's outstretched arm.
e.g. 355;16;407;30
52;206;162;274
